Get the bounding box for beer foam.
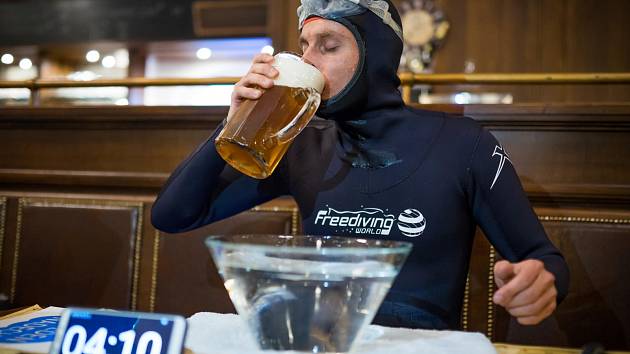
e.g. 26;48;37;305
272;53;325;94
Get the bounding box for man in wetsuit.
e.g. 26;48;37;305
151;0;569;330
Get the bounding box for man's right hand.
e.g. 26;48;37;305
227;53;279;121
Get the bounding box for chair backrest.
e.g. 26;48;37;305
467;208;630;351
152;198;300;316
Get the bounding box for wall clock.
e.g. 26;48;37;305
398;0;450;73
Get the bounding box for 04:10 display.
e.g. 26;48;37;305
61;326;162;354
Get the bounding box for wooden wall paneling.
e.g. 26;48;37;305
565;0;630;103
491;128;630;198
0;128;209;173
429;0;531;101
461;229;496;339
0;107;226;191
465;0;500;72
0;198;18;308
495;0;532;100
460;104;630;203
267;0;301;53
135;202;161;312
497;1;540;70
395;0;630;103
127;45;148;106
286;0;302;54
192;0;268;37
0;197;5;280
427;0;466;73
9;197;143;310
152;199;299;317
539;0;568;103
565;0;602;103
3;104;630;202
0;196;7;307
267;0;287;52
152;228;227;317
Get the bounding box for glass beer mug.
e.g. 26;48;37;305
215;52;325;179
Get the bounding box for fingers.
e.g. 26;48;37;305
231;55;279;105
492;259;559;326
232;73;273;104
507;286;557;318
249;62;279;78
507;269;555;308
493;260;514;288
493;260;543;306
247;54;278;80
251;53;275;65
231;73;273;104
515;297;557;326
239;73;275;91
232;85;263;102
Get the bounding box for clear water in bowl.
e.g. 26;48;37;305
206;235;411;353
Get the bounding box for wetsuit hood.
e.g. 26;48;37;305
299;0;405;120
299;0;424;173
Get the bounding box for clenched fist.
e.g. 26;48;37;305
493;259;558;325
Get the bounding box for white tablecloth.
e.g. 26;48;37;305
186;312;497;354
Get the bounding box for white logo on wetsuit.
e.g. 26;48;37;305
314;206;427;237
491;144;512;190
397;209;426;237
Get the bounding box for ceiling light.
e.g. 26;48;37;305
1;53;14;65
19;58;32;70
196;48;212;60
102;55;116;68
86;50;100;63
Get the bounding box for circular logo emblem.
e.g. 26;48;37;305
397;209;426;237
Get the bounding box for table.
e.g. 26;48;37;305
1;308;628;354
494;343;628;354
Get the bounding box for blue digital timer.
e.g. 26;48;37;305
49;308;187;354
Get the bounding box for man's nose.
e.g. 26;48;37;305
301;53;323;76
301;48;317;67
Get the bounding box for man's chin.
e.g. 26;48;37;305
320;87;337;101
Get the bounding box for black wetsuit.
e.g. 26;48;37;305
151;0;569;330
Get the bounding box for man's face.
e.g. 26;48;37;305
299;19;360;100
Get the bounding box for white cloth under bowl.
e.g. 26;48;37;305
185;312;497;354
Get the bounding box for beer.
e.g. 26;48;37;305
215;53;324;179
215;85;319;178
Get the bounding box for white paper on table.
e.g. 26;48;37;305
0;306;64;353
185;312;497;354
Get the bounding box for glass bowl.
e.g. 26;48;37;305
206;234;412;353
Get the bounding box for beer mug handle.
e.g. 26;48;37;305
273;92;321;143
